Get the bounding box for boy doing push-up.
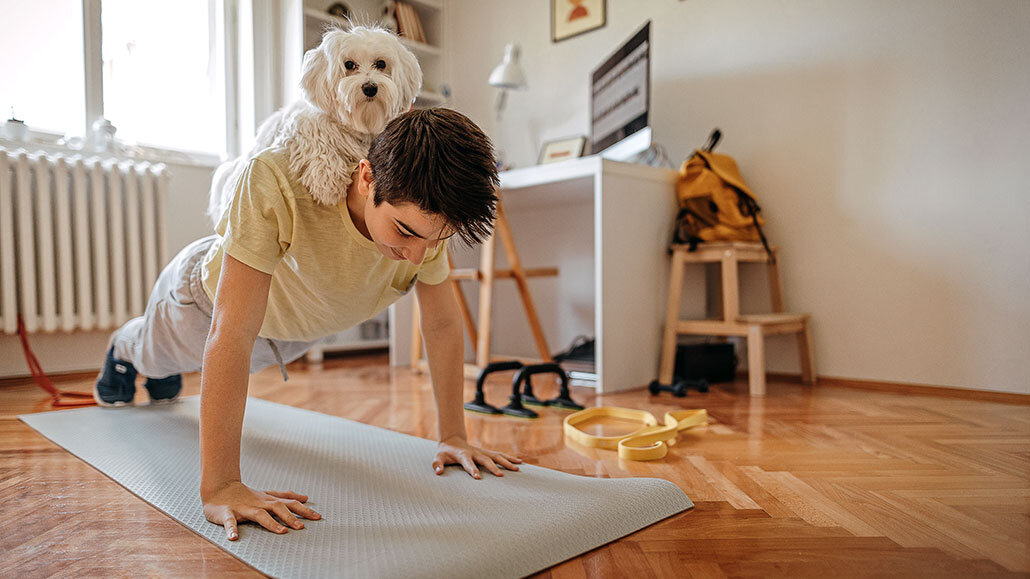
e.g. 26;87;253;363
94;108;521;540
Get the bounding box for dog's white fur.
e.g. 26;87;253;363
207;25;422;225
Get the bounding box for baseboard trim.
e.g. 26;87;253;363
752;371;1029;405
0;369;100;389
1;354;382;389
10;366;1025;405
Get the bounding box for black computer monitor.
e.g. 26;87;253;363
590;21;651;159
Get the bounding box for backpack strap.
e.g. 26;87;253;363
738;195;776;264
702;128;721;152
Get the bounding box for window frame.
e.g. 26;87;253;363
1;0;292;168
90;0;231;165
0;0;238;167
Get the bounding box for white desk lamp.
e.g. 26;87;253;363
488;43;527;121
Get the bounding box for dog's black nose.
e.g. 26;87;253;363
362;83;378;98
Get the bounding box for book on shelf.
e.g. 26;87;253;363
405;3;421;42
393;2;409;40
394;2;426;44
411;3;426;43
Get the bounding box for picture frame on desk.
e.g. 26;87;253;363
539;136;588;164
551;0;606;43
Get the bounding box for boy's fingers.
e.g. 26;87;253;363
459;454;481;479
287;500;321;520
246;508;288;534
266;490;308;502
432;458;445;475
224;515;239;541
477;455;503;477
493;454;519;471
271;502;304;529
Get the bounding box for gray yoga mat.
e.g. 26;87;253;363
19;396;692;578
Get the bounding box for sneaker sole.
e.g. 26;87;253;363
148;395;181;405
93;376;135;408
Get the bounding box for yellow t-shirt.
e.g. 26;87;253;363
201;147;450;342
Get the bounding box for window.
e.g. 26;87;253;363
0;0;228;157
0;0;86;135
101;0;224;153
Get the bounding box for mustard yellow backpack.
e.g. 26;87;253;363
673;130;774;261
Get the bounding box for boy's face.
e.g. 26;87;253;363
352;160;454;264
363;196;452;264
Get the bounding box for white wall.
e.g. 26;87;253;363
446;0;1030;394
0;160;216;377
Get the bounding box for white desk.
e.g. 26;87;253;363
390;155;678;393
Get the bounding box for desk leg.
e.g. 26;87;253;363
596;171;678;392
475;229;496;368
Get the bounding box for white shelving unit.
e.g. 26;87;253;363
298;0;448;361
306;312;390;362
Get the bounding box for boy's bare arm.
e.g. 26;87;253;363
200;253;320;540
199;252;269;496
415;279;467;443
415;279;522;479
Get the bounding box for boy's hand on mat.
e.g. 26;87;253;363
433;437;523;479
202;481;321;541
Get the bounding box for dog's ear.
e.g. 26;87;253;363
392;44;423;116
300;43;333;113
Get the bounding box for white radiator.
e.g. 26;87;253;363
0;147;168;335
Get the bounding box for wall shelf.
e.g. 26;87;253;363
415;90;447;106
399;38;442;57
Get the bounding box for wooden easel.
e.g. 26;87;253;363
411;200;557;377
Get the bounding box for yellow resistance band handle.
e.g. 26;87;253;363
563;407;708;461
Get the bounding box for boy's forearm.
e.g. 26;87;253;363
199;329;253;499
421;321;467;442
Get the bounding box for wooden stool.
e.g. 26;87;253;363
412;199;558;378
656;242;815;396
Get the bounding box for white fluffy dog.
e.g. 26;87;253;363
207;25;422;225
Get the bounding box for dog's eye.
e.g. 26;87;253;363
344;60;356;71
375;59;387;70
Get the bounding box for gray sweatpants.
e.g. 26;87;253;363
111;235;316;380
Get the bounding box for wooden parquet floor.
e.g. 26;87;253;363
1;353;1027;578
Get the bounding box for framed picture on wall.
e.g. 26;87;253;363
539;136;588;164
552;0;606;43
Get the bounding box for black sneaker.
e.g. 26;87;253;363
94;347;137;407
144;374;182;404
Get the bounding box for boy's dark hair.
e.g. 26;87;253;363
367;108;499;245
